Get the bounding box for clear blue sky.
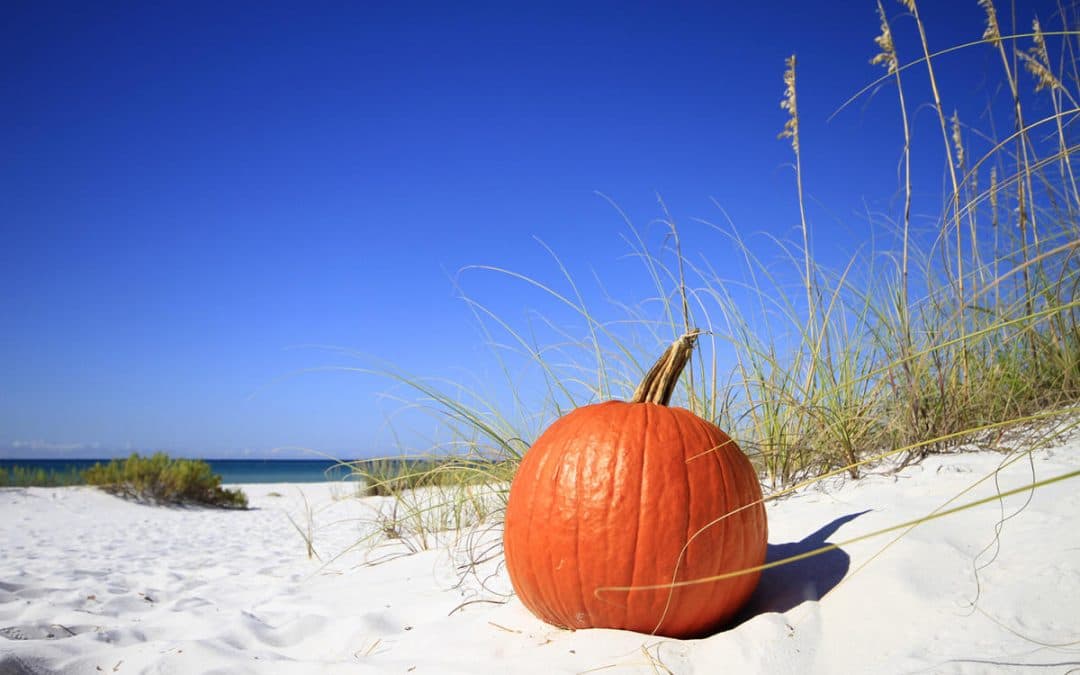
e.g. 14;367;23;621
2;1;1065;459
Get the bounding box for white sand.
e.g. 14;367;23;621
2;440;1079;674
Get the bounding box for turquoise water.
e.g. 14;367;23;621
0;459;360;484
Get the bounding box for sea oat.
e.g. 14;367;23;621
871;2;899;75
979;0;1002;46
776;52;815;371
989;165;998;215
779;55;799;152
1032;17;1050;62
1020;18;1062;91
950;111;965;171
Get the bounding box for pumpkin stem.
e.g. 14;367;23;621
630;329;701;406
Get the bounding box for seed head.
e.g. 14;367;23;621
871;2;899;75
779;55;800;153
950;111;965;171
979;0;1002;47
1020;18;1062;92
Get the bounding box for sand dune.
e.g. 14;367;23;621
2;440;1078;674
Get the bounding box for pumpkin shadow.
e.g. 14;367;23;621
734;509;869;624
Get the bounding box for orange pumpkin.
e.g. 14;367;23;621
503;332;767;637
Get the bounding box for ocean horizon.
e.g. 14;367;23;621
0;458;363;484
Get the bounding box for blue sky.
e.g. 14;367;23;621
2;1;1066;459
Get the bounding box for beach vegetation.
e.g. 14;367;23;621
0;464;86;487
350;457;513;497
346;456;513;551
345;1;1080;616
285;488;321;560
82;452;248;508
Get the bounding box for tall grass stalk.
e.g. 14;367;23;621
779;54;820;394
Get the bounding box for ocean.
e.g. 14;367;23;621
0;458;361;484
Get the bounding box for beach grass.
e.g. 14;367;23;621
346;0;1080;587
344;456;513;552
350;457;513;497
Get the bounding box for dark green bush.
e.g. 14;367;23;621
83;453;247;508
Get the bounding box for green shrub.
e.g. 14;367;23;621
83;453;248;508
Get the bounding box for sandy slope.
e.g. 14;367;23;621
1;441;1078;674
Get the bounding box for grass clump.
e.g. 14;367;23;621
83;452;248;508
351;457;514;497
352;458;451;497
346;455;515;553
